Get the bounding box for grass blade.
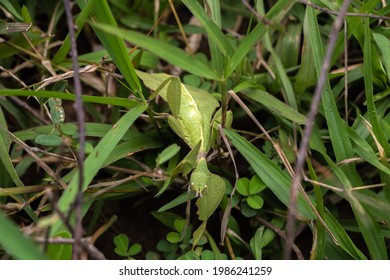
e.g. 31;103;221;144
224;128;313;219
0;89;140;108
76;0;142;94
0;106;24;187
362;18;390;201
52;0;96;64
306;6;361;186
347;126;390;176
181;0;232;57
259;2;297;110
233;83;306;124
225;0;293;78
204;0;224;76
0;212;46;259
323;209;367;260
50;104;146;235
321;153;388;259
91;22;219;80
373;32;390;82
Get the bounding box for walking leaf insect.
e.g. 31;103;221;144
137;70;227;222
33;98;66;147
138;72;220;188
166;76;211;196
42;80;68;135
34;81;71;147
48;98;65;126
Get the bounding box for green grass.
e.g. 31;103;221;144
0;0;389;260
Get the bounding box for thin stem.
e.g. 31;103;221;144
62;0;85;260
284;0;352;259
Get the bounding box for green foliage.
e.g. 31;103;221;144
47;231;72;260
113;234;142;259
0;212;45;259
1;0;390;260
155;144;181;167
237;175;266;210
34;134;63;147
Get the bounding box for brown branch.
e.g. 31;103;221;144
241;0;274;26
284;0;352;259
62;0;85;260
254;215;304;260
34;236;106;260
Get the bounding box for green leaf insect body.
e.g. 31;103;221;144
190;157;209;197
167;77;211;196
48;98;65;125
137;70;226;223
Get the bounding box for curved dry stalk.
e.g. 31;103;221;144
218;124;239;245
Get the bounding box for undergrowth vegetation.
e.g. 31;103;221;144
0;0;390;260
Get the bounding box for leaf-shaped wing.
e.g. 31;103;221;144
196;174;226;221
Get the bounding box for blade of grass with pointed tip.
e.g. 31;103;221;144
75;0;141;94
323;209;367;260
50;104;146;235
91;22;219;80
158;192;196;212
155;153;180;197
181;0;232;58
233;84;306;124
330;1;384;76
264;41;298;110
225;21;266;78
295;22;317;95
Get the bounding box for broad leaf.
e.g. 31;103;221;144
196;174;225;221
136;70;219;120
